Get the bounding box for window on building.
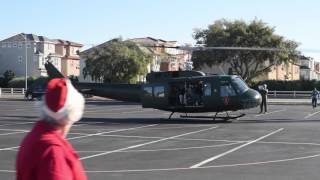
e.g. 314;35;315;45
26;43;31;48
18;43;22;48
7;42;11;48
1;42;6;48
13;43;17;48
18;56;23;64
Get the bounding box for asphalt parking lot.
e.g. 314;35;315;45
1;98;320;180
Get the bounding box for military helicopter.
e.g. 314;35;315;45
44;45;268;121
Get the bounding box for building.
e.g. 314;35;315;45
299;56;320;80
129;37;190;71
55;40;83;77
0;33;82;77
199;61;300;81
259;62;300;81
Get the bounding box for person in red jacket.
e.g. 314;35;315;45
16;78;87;180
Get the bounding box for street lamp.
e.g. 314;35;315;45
25;35;28;91
19;33;28;90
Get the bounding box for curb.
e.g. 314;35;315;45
268;102;311;105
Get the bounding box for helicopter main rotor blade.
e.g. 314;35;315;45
143;45;281;51
192;46;281;51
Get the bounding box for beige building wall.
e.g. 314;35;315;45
200;61;299;81
61;58;80;76
66;59;80;76
256;63;300;81
56;43;82;77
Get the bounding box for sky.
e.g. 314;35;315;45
1;0;320;59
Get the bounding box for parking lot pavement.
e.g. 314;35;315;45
1;99;320;180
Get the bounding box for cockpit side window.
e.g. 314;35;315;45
231;77;249;95
143;86;153;96
154;86;165;97
220;81;236;96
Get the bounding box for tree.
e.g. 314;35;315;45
83;39;152;83
192;19;301;82
2;70;15;87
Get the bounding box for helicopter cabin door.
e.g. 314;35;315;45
141;85;153;108
202;79;220;108
141;83;168;109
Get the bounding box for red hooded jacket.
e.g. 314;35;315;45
16;121;87;180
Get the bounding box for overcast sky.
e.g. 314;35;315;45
1;0;320;58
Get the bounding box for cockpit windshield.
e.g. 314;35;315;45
231;77;249;94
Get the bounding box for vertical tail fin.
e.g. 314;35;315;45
44;61;65;79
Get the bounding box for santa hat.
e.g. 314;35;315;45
40;78;85;125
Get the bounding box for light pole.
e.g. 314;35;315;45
19;33;28;90
24;35;28;90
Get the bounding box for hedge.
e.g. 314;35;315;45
251;80;319;91
8;77;48;88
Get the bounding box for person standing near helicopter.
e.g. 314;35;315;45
311;87;319;108
259;84;268;113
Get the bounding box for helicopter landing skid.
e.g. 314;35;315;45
179;112;245;121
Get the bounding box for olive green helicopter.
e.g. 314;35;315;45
43;46;275;121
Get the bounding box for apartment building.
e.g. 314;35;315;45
299;56;320;80
259;62;300;81
129;37;190;71
0;33;82;77
55;39;83;76
200;61;300;81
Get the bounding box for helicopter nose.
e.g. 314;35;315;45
241;89;262;109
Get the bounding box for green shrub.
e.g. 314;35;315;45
8;76;48;88
251;80;320;91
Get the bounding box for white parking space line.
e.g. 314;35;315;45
121;109;154;114
0;169;15;173
0;128;29;132
85;152;320;173
68;124;158;140
0;125;158;152
255;109;286;117
0;122;34;127
0;132;26;136
85;107;140;113
0;146;19;151
1;108;36;111
95;134;245;144
304;110;320;119
190;128;283;168
78;142;242;153
80;125;219;160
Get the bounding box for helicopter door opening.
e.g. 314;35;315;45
169;81;204;107
169;83;185;106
